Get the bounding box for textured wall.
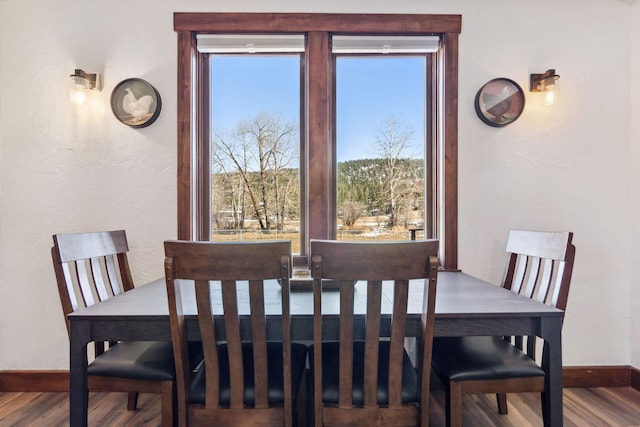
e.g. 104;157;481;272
630;1;640;369
0;0;634;369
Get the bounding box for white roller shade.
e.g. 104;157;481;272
197;34;305;53
332;35;440;54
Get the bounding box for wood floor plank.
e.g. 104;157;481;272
0;392;43;418
564;388;640;427
1;388;638;426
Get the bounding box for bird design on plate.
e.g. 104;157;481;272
122;87;154;123
482;85;516;122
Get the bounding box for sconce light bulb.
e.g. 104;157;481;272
70;88;87;106
542;79;559;106
544;89;555;106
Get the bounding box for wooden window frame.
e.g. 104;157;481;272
174;12;461;269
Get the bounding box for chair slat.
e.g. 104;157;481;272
116;252;135;293
521;256;540;299
195;279;220;408
511;256;528;294
501;254;518;292
363;280;382;408
339;281;355;408
388;279;409;408
249;279;269;409
76;261;96;307
105;254;123;296
221;279;244;409
60;262;79;311
535;258;555;304
550;262;566;308
90;257;111;302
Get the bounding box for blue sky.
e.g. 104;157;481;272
210;55;425;162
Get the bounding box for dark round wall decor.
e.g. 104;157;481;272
111;78;162;128
474;78;525;127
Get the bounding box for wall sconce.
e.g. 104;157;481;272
69;69;99;106
530;69;560;106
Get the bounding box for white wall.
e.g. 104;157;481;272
0;0;635;370
631;1;640;369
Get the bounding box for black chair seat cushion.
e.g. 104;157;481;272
88;341;176;381
190;341;308;406
309;340;419;405
431;336;545;382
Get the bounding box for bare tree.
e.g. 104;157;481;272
341;200;365;229
373;114;416;228
212;126;256;228
212;112;297;231
250;113;297;230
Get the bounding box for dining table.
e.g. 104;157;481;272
68;271;565;427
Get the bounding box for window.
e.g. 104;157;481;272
196;35;304;252
198;34;305;252
334;36;437;242
174;13;461;269
209;55;302;251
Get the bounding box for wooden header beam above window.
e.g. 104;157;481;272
174;12;461;34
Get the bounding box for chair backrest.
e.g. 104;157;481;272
164;240;292;422
501;229;576;356
502;229;575;311
51;230;134;334
310;239;439;421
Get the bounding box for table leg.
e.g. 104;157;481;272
69;320;90;427
540;317;563;427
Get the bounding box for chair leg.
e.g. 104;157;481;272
446;381;463;427
127;392;139;410
295;368;308;427
160;380;174;427
496;392;508;414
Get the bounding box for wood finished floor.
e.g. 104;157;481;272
1;387;639;426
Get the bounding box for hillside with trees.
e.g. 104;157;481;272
210;112;425;236
212;157;423;231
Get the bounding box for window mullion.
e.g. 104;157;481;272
306;31;334;248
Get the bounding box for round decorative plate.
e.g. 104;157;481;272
111;78;162;128
474;78;525;127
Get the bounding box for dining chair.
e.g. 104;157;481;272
430;229;576;427
164;240;308;427
309;239;440;427
52;230;191;427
